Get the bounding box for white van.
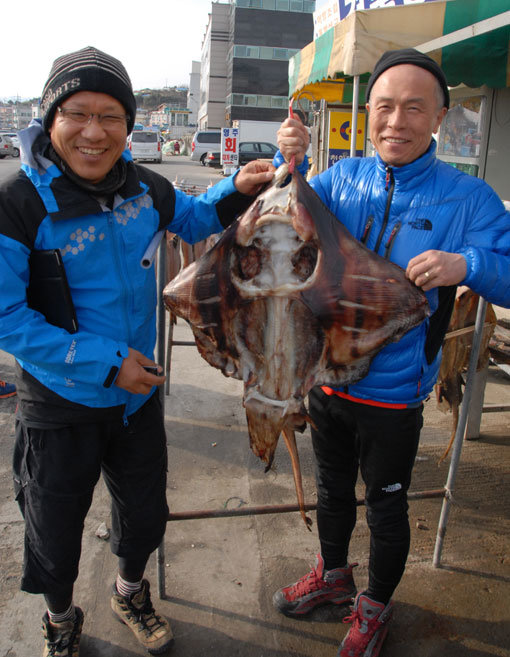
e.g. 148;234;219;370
191;130;221;165
127;130;162;163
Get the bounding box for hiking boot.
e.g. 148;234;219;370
0;380;16;398
273;553;357;617
111;579;174;655
338;593;393;657
42;607;84;657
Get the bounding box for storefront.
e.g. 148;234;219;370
288;0;510;199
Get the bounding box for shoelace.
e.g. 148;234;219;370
290;567;326;597
340;611;371;657
47;630;74;655
126;596;166;634
342;606;384;656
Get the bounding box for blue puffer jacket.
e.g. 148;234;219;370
0;121;249;419
274;141;510;404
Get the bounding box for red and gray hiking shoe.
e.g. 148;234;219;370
273;554;357;617
338;593;393;657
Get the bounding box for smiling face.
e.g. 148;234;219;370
49;91;128;183
366;64;447;167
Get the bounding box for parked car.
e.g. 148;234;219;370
204;141;278;168
0;132;20;157
127;130;162;163
191;130;221;164
203;151;222;168
238;141;278;164
0;134;15;159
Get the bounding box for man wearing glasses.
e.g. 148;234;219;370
0;47;274;656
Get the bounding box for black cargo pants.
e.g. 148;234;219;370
13;392;168;595
309;387;423;603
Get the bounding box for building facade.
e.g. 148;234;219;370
0;104;34;130
188;61;201;127
226;0;314;123
198;0;315;130
198;2;231;129
150;104;192;138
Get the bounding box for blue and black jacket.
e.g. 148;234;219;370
0;121;252;422
274;142;510;405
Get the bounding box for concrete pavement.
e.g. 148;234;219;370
0;315;509;657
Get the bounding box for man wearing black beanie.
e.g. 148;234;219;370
0;46;275;657
271;49;510;657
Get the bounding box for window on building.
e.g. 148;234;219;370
257;95;272;107
273;48;288;60
232;0;314;9
271;97;287;108
234;45;300;61
227;93;295;109
235;45;260;58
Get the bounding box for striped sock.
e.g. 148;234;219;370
116;574;143;599
48;604;75;625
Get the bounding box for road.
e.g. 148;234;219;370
0;152;225;188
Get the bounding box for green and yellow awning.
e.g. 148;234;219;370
289;0;510;104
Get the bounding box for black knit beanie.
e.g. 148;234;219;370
41;46;136;134
366;48;450;109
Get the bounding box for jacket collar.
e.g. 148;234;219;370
375;139;438;186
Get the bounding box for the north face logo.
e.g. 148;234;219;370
410;218;432;231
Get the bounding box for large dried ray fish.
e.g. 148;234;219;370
164;163;429;527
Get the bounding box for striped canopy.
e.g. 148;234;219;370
289;0;510;104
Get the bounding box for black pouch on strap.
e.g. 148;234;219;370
27;249;78;334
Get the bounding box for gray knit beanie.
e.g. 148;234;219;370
41;46;137;134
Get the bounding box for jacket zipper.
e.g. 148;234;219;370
106;214;133;426
360;216;374;244
383;221;402;259
374;166;394;254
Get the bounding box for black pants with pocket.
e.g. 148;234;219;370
309;387;423;603
13;392;169;595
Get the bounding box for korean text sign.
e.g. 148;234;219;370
222;128;239;166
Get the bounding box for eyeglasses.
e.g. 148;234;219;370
57;107;128;130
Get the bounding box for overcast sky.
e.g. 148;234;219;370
1;0;220;100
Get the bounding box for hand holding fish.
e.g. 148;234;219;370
234;160;276;196
406;250;467;291
277;116;310;165
115;347;166;394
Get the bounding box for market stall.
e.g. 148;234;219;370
289;0;509;200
